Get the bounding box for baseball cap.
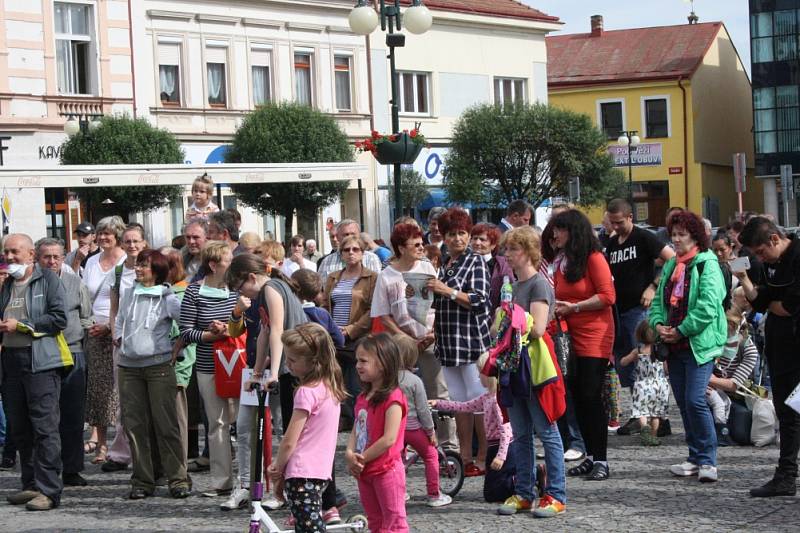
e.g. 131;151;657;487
75;221;95;234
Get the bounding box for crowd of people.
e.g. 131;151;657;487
0;174;798;532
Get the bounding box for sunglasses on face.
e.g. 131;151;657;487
341;247;362;253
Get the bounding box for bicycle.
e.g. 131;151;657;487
247;382;367;533
402;410;465;498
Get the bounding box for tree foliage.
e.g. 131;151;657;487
225;102;353;240
60;115;185;220
389;167;430;214
442;103;626;209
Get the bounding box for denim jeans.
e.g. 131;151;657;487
557;385;585;453
507;392;566;503
668;349;717;467
613;306;648;389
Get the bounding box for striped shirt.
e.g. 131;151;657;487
179;282;239;374
330;277;358;327
716;335;759;386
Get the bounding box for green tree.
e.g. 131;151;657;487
442;103;625;209
389;167;430;216
60;115;185;221
225;102;353;240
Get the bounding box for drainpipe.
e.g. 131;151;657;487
127;0;137;118
678;76;688;208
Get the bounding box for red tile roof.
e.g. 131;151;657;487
401;0;559;23
547;22;723;87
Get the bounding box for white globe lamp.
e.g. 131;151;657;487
349;2;379;35
64;117;80;136
404;2;433;34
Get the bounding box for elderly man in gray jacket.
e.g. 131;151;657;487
36;237;92;488
0;234;68;511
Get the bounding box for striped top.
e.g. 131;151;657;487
179;282;239;374
330;277;358;327
716;335;759;387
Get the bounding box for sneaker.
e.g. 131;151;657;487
698;465;718;483
25;494;55;511
426;493;452;507
607;420;620;433
7;490;41;505
750;469;797;497
220;488;249;511
263;494;285;510
532;494;566;518
63;473;88;487
100;459;128;472
202;488;232;498
0;456;16;470
640;425;661;447
669;461;699;477
404;492;411;502
497;494;532;515
563;449;585;462
657;418;672;437
616;418;641;435
464;462;485;477
323;507;342;524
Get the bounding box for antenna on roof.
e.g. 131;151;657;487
684;0;699;24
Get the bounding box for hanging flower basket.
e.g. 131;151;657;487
356;128;427;165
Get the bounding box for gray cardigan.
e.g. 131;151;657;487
60;270;92;352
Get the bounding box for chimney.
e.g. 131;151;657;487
591;15;604;37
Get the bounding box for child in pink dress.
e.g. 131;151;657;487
346;334;409;533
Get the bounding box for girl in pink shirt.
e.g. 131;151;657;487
346;333;408;533
266;323;345;532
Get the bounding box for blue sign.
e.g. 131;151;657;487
425;153;442;180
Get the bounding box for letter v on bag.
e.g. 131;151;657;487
217;348;244;377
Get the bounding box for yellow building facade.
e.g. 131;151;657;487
547;19;763;226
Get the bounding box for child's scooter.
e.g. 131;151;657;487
248;382;367;533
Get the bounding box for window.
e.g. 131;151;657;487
754;85;800;154
54;2;96;95
334;55;353;112
251;47;272;106
158;42;181;105
294;52;313;106
493;77;526;106
206;44;228;107
394;72;429;114
643;98;669;138
599;101;624;140
751;10;800;63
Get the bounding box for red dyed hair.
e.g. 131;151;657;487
471;223;501;247
390;223;423;257
667;210;709;251
438;208;472;236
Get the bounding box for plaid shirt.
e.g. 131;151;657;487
317;249;382;285
433;251;491;367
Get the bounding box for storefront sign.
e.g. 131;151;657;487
608;143;663;167
669;166;682;175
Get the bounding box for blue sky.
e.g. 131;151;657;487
525;0;752;72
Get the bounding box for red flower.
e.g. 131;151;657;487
371;130;380;139
409;129;418;138
389;134;397;142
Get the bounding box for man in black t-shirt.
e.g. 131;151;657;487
605;199;675;432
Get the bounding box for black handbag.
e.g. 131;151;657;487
551;319;573;377
652;341;670;362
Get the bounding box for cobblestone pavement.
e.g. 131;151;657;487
2;403;798;532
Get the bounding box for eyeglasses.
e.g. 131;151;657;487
406;242;424;248
123;240;143;246
341;247;362;253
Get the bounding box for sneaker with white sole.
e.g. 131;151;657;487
669;461;699;477
220;488;249;511
263;494;285;510
323;507;342;524
563;449;585;462
698;465;718;483
426;493;452;507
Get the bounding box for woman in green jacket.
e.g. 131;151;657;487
649;211;726;483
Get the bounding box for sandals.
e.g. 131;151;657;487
464;462;486;477
586;462;610;481
84;440;98;455
567;458;594;477
91;444;108;465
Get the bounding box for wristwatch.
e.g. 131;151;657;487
450;289;458;301
573;303;581;314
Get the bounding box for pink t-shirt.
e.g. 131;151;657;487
283;382;341;480
354;387;407;477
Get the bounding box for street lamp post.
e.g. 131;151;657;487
59;112;103;235
617;130;640;214
349;0;432;219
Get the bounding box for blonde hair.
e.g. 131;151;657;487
339;234;365;252
393;334;419;370
500;226;542;269
726;305;746;335
476;351;497;393
260;240;285;262
239;231;262;251
200;240;230;272
192;174;214;194
281;323;348;403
